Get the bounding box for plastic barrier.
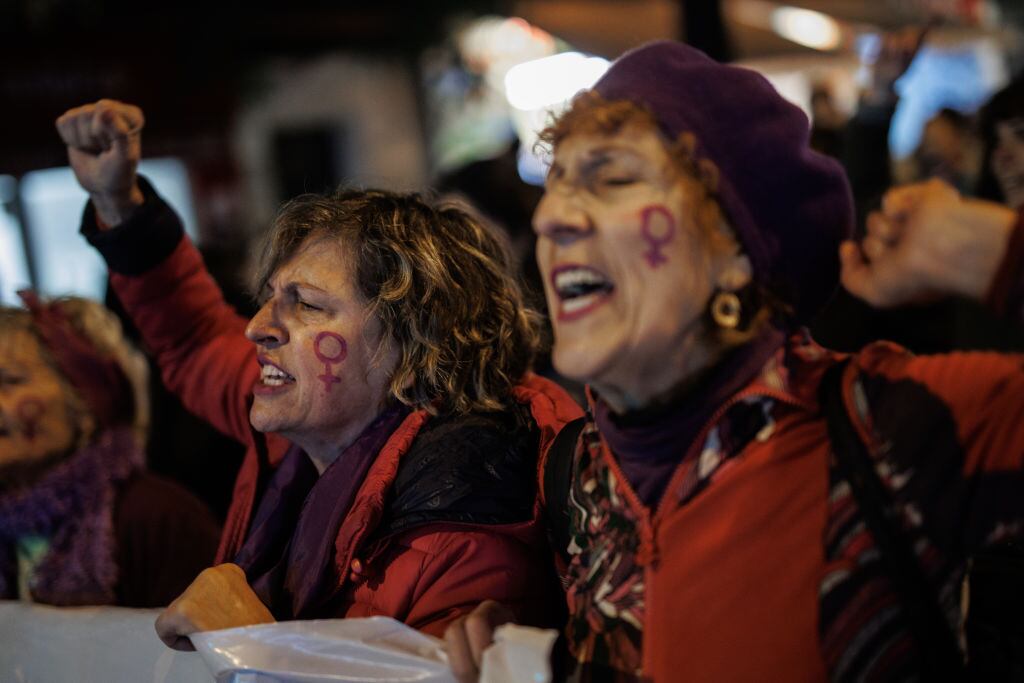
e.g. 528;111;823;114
0;601;211;682
0;601;557;682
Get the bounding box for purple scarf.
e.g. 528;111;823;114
0;427;143;605
595;328;784;507
235;405;410;620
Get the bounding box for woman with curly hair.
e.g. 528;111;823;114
0;294;220;607
54;100;581;650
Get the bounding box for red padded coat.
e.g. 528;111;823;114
91;192;582;636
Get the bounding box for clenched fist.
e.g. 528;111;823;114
840;179;1018;308
55;99;145;227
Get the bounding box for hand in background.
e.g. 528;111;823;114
154;563;275;651
841;179;1017;308
55;99;145;227
444;600;515;683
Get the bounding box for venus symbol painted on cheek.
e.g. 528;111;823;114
313;331;347;393
16;398;45;441
640;205;676;268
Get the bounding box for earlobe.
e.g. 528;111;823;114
716;253;752;291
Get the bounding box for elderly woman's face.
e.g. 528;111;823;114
245;237;396;448
0;330;78;468
534;121;745;406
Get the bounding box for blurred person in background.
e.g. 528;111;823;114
809;83;847;159
914;107;983;194
446;41;1024;682
977;73;1024;210
54;100;580;650
814;25;1024;355
0;293;220;607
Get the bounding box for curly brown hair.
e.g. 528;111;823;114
255;188;543;416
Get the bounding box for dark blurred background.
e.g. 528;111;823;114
2;0;1023;517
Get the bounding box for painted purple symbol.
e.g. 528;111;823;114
313;331;347;393
16;398;45;441
640;205;676;268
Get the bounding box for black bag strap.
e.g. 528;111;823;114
819;361;966;679
543;416;586;565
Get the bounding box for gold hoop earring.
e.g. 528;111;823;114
711;291;742;330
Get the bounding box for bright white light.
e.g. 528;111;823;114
770;6;841;51
0;175;31;305
504;52;610;111
19;158;199;301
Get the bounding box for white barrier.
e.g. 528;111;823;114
0;601;557;682
0;601;211;683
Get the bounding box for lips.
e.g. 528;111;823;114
550;264;615;321
254;357;295;395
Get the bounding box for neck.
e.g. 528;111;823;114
594;330;723;415
291;407;386;475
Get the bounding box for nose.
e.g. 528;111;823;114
532;189;593;243
245;301;287;348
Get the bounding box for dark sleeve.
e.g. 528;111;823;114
841;100;897;233
114;472;222;608
984;209;1024;325
81;176;185;276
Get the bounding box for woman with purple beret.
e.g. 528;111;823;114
447;41;1024;682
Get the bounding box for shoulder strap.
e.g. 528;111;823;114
819;360;966;679
543;416;586;565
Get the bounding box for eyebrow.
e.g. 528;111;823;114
580;146;642;172
585;144;641;159
547;144;642;181
285;282;329;295
261;280;331;302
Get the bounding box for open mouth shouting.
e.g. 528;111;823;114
551;264;615;321
255;357;296;395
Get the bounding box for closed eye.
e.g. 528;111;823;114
0;371;26;387
603;177;636;186
298;300;322;312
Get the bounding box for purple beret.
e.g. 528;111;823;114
593;41;854;323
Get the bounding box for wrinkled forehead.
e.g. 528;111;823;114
549;120;679;175
264;231;354;287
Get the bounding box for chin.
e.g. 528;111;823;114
551;342;615;387
248;404;279;434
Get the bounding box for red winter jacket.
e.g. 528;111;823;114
84;184;583;636
543;334;1024;681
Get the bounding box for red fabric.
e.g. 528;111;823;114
109;236;583;632
984;207;1024;317
573;338;1024;681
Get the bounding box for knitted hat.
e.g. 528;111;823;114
593;41;854;323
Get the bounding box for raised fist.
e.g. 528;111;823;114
55;99;145;226
841;179;1017;307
